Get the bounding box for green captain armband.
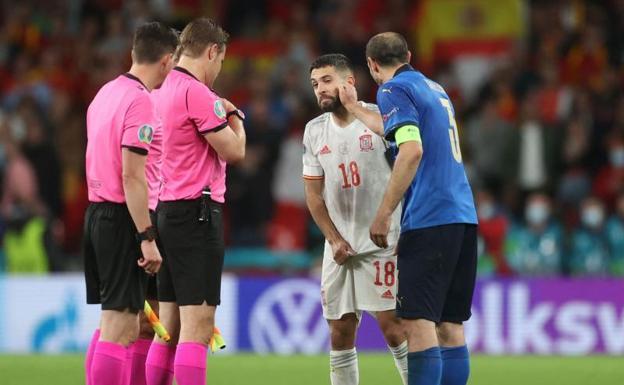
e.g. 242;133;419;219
395;125;421;146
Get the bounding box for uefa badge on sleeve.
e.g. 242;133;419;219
214;100;227;120
138;124;154;144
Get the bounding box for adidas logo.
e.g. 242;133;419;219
381;289;394;299
320;145;331;155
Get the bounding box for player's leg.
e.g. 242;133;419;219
321;246;359;385
328;314;359;385
437;224;478;385
356;252;407;384
376;310;408;385
397;225;464;385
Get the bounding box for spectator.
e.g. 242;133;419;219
476;190;512;276
466;93;514;194
506;193;563;275
593;131;624;208
569;197;610;275
605;192;624;275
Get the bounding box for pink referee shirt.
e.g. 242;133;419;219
86;73;157;203
147;89;164;211
158;67;228;203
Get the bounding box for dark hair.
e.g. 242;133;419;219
365;32;409;67
309;53;354;73
132;22;179;64
179;17;229;58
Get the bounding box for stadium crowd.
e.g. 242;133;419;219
0;0;623;276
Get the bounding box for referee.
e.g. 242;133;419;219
366;33;478;385
83;22;178;385
147;18;245;385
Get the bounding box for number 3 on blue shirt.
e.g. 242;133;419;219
439;98;462;163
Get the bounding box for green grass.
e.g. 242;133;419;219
0;353;622;384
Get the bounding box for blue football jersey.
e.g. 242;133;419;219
377;65;477;232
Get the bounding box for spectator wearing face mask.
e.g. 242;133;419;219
568;197;610;275
476;190;512;276
593;131;624;208
505;193;563;275
605;192;624;275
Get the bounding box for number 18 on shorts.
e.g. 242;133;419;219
320;245;397;320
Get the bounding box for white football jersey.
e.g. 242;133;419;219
302;103;400;255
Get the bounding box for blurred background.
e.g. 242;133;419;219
0;0;623;383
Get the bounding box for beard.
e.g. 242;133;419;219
318;94;343;113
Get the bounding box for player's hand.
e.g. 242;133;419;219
330;238;356;265
221;98;237;113
370;213;391;249
138;241;162;275
338;83;358;111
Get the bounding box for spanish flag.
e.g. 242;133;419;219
412;0;525;63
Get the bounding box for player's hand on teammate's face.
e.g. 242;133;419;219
370;213;391;249
338;82;358;110
138;241;162;275
331;238;356;265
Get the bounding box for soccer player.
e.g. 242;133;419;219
366;32;478;385
303;54;408;385
83;22;178;385
146;17;245;385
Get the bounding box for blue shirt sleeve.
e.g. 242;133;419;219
377;84;421;142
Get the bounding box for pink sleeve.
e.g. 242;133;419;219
187;82;228;134
121;93;157;155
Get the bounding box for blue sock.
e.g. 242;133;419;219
440;345;470;385
407;346;442;385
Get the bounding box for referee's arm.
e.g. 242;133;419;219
370;126;422;248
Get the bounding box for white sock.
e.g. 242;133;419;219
388;341;408;385
330;348;359;385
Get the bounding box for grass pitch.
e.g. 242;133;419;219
0;353;621;384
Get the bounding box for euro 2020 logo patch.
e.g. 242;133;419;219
138;124;153;144
214;100;226;120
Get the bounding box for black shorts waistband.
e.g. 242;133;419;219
157;198;223;210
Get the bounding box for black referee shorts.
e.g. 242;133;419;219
156;198;225;306
83;202;149;313
145;210;159;301
396;223;477;323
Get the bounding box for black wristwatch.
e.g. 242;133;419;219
226;109;245;121
136;226;157;242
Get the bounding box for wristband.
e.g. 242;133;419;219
136;225;157;242
226;109;245;121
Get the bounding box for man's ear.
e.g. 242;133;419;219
407;50;412;64
206;44;219;61
366;57;377;73
346;74;355;86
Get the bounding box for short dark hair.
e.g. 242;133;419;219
309;53;354;74
179;17;229;58
132;22;179;64
366;32;409;67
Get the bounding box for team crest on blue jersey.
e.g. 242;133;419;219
359;134;373;152
214;100;226;119
137;124;153;144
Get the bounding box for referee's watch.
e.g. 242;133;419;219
136;226;157;243
226;109;245;121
